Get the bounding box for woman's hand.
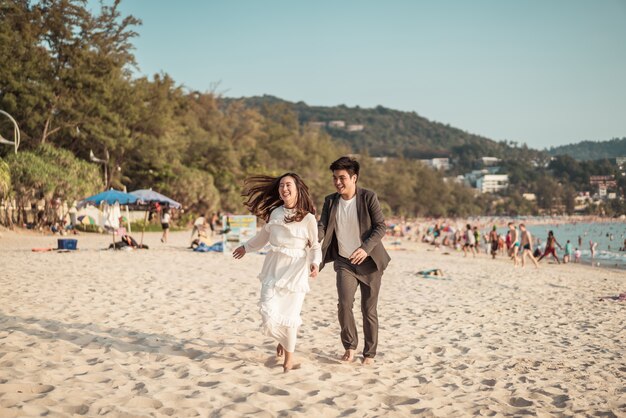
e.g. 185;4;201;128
232;245;246;259
309;263;319;279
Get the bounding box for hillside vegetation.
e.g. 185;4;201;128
0;1;624;223
548;138;626;161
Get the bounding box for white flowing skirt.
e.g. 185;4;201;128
258;248;309;353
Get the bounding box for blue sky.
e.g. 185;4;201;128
106;0;626;149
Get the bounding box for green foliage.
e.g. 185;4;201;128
0;160;10;197
1;1;622;223
233;95;547;173
361;158;483;217
548;137;626;161
6;145;100;202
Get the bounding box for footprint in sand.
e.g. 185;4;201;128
124;396;163;409
551;394;570;408
62;404;90;415
509;397;533;407
197;381;219;388
431;346;446;356
0;383;55;394
259;386;289;396
384;395;420;406
481;379;497;387
138;368;164;378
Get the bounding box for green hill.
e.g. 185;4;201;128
230;95;546;171
547;137;626;161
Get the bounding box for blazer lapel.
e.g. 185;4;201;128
328;193;340;235
356;187;366;236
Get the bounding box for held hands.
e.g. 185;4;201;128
349;248;368;265
232;245;246;259
310;264;318;279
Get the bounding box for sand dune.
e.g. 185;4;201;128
0;230;624;417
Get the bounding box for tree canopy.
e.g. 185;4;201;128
1;0;624;223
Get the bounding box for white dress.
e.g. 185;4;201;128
244;206;322;353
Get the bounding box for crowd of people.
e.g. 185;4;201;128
386;219;620;268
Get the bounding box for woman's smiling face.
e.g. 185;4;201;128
279;175;298;208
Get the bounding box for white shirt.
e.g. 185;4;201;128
335;196;361;258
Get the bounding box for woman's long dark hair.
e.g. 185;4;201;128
242;172;316;223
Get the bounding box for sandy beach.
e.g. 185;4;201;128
1;230;624;417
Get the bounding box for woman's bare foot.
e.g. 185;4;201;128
341;349;355;362
283;351;294;372
362;357;375;365
276;343;284;357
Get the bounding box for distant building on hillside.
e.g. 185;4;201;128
420;158;450;171
328;120;346;128
590;175;617;190
522;193;536;201
372;157;388;163
307;121;326;129
481;157;501;166
346;124;364;132
476;174;509;193
616;157;626;167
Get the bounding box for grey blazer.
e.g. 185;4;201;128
317;187;391;272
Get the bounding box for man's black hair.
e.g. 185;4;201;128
329;156;360;178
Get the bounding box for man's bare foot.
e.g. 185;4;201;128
276;343;284;357
362;357;375;365
340;349;355;362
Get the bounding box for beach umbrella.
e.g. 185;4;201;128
77;215;97;225
130;189;181;246
79;189;139;207
129;189;181;208
79;189;138;249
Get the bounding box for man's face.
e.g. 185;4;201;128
332;169;357;198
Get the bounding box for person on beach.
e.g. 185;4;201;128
563;240;573;263
463;224;477;258
537;230;563;264
232;173;320;371
498;233;506;256
318;156;390;365
232;173;321;372
574;247;582;263
519;224;539;268
508;222;520;266
190;215;208;246
488;225;499;259
589;240;598;265
160;208;170;243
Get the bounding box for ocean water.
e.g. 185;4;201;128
495;222;626;270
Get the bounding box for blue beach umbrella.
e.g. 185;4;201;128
79;189;138;207
78;189;138;249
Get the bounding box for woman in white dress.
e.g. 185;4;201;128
232;173;321;372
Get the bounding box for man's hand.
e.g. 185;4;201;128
310;264;319;278
349;248;368;265
232;245;246;259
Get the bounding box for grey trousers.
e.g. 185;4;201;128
334;256;382;358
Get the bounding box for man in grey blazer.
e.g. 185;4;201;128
318;156;391;364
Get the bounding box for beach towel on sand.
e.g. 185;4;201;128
415;269;449;280
193;241;223;252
